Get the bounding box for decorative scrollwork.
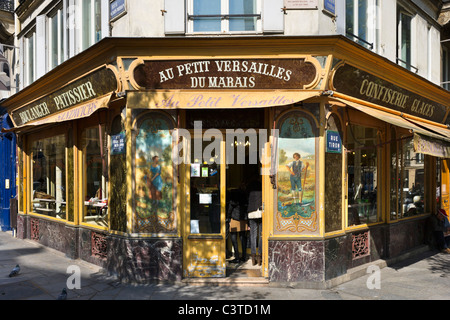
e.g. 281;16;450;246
30;218;39;241
91;232;107;259
352;231;370;259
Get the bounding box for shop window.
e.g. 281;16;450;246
325;113;343;233
347;124;381;226
275;111;318;234
31;134;66;219
390;135;425;219
82;125;108;227
134;112;176;234
188;0;260;33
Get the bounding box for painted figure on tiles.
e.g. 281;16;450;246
286;152;303;203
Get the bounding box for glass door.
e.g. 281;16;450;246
184;134;226;278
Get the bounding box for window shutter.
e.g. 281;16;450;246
164;0;185;34
262;0;284;33
36;15;47;79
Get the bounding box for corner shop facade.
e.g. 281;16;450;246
4;36;450;287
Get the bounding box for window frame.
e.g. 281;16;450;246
48;4;65;70
79;0;102;52
186;0;262;35
80;123;109;229
24;30;36;87
397;7;417;72
344;113;384;229
27;128;68;221
345;0;377;51
389;129;427;221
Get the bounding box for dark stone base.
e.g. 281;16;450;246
16;213;429;286
269;216;430;286
16;214;183;283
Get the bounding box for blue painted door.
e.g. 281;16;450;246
0;113;16;231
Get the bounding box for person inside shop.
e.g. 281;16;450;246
247;177;262;266
227;187;248;264
431;208;450;254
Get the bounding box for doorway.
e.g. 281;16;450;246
226;138;262;277
182;109;266;279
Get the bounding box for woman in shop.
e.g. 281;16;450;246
227;187;248;264
247;178;262;266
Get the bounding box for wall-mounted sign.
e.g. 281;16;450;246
326;130;341;153
110;0;126;20
332;63;447;123
133;59;317;90
111;131;126;155
284;0;318;9
11;68;117;127
323;0;335;14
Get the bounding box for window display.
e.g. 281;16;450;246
347;124;380;226
32;134;66;219
82;125;108;227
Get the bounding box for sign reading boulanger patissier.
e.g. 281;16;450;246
11;67;117;127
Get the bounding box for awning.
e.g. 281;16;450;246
330;96;450;142
126;89;322;109
413;133;450;158
2;93;112;132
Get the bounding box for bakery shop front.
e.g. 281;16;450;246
4;36;450;287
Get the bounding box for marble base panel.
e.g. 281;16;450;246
105;236;183;284
15;214;429;285
15;215;183;283
268;240;325;283
269;216;429;285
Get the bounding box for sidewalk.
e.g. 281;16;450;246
0;230;449;300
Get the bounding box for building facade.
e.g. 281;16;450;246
3;0;450;287
0;0;16;232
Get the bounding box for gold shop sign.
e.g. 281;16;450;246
332;64;448;123
11;67;117;127
132;58;318;90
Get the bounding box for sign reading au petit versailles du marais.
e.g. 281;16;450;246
332;64;447;123
11;68;117;127
133;59;317;90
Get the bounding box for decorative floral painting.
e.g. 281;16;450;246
276;112;318;234
134;113;176;233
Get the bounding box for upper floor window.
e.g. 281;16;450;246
397;7;417;72
48;6;65;69
25;30;36;86
345;0;376;50
188;0;261;33
81;0;102;51
442;46;450;90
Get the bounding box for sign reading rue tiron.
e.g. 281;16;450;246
11;68;117;127
133;59;317;90
332;64;447;123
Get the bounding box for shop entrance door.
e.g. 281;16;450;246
182;109;266;279
182;132;265;278
183;134;227;278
